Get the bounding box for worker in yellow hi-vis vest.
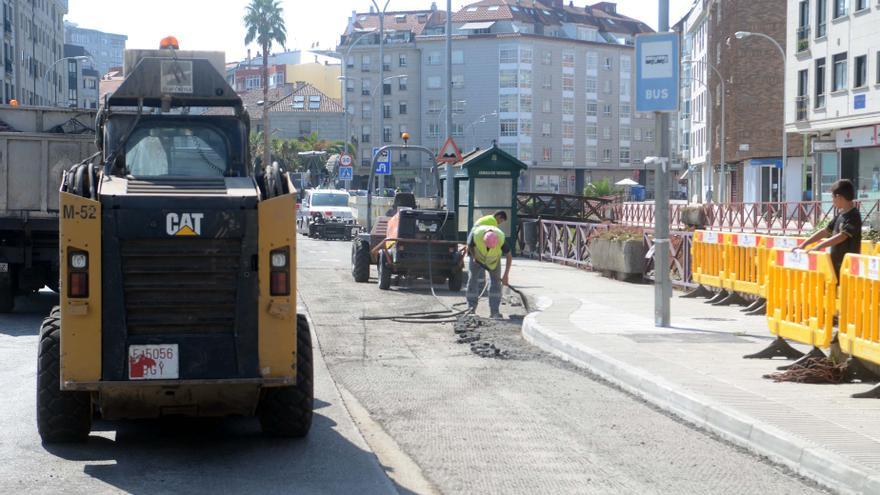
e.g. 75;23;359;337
475;210;508;228
467;224;512;319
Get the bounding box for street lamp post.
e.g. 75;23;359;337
735;31;787;203
43;56;92;107
338;29;378;189
371;0;391;192
465;112;497;151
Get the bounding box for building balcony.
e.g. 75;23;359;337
795;95;809;121
796;26;810;53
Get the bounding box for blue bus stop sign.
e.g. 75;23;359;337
372;147;392;175
635;32;680;113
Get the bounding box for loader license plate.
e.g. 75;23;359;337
128;344;179;380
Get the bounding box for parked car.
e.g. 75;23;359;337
297;189;358;240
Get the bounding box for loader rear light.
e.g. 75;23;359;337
324;211;333;217
269;247;290;296
69;272;88;298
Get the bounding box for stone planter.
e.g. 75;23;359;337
591;237;647;281
681;205;707;229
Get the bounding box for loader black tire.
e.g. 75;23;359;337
448;269;463;292
352;240;371;283
377;250;392;290
37;307;91;443
258;314;314;438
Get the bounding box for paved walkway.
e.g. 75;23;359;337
513;258;880;495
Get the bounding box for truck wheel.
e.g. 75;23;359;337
377;250;392;290
448;269;463;292
351;240;371;283
37;307;91;443
258;314;314;438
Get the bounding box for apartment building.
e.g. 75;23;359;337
787;0;880;206
340;0;657;194
63;21;126;77
62;43;98;108
0;0;68;106
678;0;803;204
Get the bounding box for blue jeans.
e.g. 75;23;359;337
466;257;502;313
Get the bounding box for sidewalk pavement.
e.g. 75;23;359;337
513;257;880;495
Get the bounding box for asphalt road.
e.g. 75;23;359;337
298;236;831;495
0;291;396;495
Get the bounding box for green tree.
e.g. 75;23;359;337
244;0;287;172
584;178;620;198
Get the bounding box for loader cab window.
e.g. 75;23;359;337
309;192;350;207
124;124;229;177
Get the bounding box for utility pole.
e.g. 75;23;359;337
654;0;671;327
443;0;454;211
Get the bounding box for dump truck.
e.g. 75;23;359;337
37;39;312;442
0;107;97;311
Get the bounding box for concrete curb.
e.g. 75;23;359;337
522;305;880;495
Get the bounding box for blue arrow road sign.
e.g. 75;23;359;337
635;32;680;113
372;147;391;175
338;166;353;181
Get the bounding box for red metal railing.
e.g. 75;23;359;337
615;200;880;235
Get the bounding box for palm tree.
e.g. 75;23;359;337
244;0;287;172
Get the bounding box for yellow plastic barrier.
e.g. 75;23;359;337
839;254;880;365
860;240;875;256
721;233;762;296
766;248;837;348
691;230;727;289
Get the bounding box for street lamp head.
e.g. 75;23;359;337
735;31;751;39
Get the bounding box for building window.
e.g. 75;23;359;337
382;55;391;71
542;99;551;113
815;58;826;108
362;79;371;95
833;0;846;18
362;125;371;143
620;80;631;96
603;104;612;117
500;94;517;113
520;48;532;64
428;122;441;138
856;0;868;10
602;127;611;140
299;120;312;136
451;123;464;137
542;74;552;89
562;98;574;115
854;54;867;88
346;79;355;92
519;120;532;137
427;76;442;89
586;102;597;117
519;94;532;113
620;102;631;116
452;50;465;64
586;124;597;140
603;149;611;162
500;119;518;136
562;145;574;164
499;47;517;64
634;128;642;141
428;99;442;113
586;52;597;70
816;0;827;38
383;103;392;119
346;56;354;68
797;69;809;120
519;71;532;89
562;50;575;68
452;74;464;89
585;77;597;93
562;122;575;139
603;80;612;94
383;83;391;96
399;124;408;138
542;147;552;162
399;77;408;91
620;126;631;140
399;101;407;115
427;51;441;65
645;129;654;142
620;147;630;162
562;73;574;91
499;70;518;88
452;100;466;113
603;57;612;70
399;54;407;67
542;51;552;65
362;102;372;118
833;52;847;91
877;51;880;85
541;122;551;137
586;148;597;162
361;55;371;71
620;56;631;73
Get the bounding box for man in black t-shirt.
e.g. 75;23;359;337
797;179;862;279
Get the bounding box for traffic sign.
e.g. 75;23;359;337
635;32;680;113
373;147;391;175
437;137;463;164
338;166;353;181
339;153;353;167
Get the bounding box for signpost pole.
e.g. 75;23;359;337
655;0;671;328
443;0;454;211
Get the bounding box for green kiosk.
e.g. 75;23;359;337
438;144;528;252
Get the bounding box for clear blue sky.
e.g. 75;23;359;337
67;0;692;62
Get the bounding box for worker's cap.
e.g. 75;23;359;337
484;230;500;249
